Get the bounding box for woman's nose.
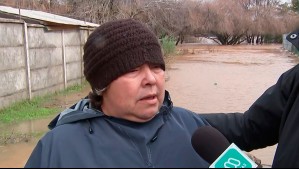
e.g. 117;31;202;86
142;65;157;85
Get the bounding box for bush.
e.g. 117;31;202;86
264;34;283;43
161;36;176;57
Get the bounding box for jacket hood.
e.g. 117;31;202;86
48;90;173;130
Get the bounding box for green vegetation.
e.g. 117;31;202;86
60;82;87;95
0;83;87;124
292;0;299;12
0;95;58;124
264;34;283;43
161;36;176;57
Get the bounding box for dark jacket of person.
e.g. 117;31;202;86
202;64;299;168
25;91;210;168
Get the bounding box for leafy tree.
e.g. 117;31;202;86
292;0;299;12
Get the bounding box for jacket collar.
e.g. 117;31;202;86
48;90;173;130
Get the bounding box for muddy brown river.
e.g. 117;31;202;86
0;44;298;167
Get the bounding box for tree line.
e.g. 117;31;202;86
1;0;299;45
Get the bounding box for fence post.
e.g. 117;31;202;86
23;21;32;100
62;30;67;89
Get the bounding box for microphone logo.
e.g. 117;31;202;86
209;143;257;168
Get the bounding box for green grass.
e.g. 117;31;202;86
0;96;58;124
0;82;88;124
59;82;87;95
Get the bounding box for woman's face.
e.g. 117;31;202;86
101;64;165;122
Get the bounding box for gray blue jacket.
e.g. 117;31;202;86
25;91;210;168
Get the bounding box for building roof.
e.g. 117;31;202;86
0;5;99;29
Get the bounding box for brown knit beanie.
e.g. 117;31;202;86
83;19;165;90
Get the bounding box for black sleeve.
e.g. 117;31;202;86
201;64;299;151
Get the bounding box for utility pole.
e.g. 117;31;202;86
18;0;21;20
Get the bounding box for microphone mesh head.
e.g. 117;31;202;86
191;126;230;164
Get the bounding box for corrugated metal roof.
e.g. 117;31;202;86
0;5;99;27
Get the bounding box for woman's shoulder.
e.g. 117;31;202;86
170;106;209;126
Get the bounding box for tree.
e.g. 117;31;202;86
191;0;248;45
1;0;298;45
292;0;299;12
143;0;192;44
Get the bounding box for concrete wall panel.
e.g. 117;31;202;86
0;69;27;96
66;62;82;81
0;47;25;71
28;28;62;48
64;31;81;46
0;91;27;109
65;46;81;63
30;66;64;91
0;23;23;46
29;48;63;69
32;83;64;98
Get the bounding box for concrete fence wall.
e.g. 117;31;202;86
0;19;92;109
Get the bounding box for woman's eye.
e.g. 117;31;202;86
150;65;160;69
124;68;140;77
129;68;139;73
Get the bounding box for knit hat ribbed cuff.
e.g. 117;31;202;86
87;45;165;89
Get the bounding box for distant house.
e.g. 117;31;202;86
0;5;99;109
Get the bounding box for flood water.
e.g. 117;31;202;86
0;44;298;167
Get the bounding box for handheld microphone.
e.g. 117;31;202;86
191;126;230;164
191;126;258;168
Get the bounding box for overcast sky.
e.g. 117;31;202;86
281;0;291;3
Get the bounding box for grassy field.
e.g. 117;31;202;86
0;83;87;124
0;83;88;145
